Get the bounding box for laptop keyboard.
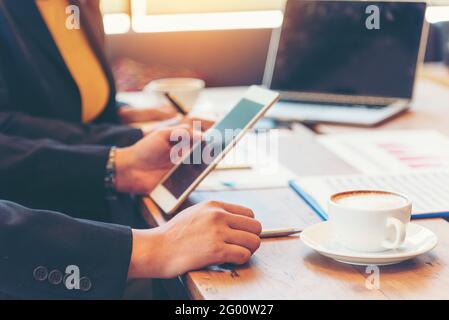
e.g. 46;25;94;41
266;99;407;126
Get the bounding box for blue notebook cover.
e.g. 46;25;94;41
288;180;449;220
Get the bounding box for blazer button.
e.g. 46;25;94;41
79;277;92;292
48;270;63;285
33;266;48;282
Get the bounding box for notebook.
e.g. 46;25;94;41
290;170;449;220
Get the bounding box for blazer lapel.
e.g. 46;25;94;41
10;0;116;95
4;0;68;72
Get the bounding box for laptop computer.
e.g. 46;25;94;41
264;0;428;127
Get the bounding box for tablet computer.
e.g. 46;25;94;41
150;86;280;215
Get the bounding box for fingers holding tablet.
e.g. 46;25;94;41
150;86;280;215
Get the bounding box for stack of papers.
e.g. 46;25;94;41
291;171;449;219
290;130;449;219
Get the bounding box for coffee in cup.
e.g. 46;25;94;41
328;190;412;252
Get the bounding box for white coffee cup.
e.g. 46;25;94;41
328;190;412;252
144;78;205;113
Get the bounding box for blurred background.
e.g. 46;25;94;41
101;0;449;91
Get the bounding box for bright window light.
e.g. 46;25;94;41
426;6;449;23
142;0;285;14
131;11;284;33
103;13;131;34
103;0;284;34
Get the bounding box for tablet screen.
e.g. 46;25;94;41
162;98;265;198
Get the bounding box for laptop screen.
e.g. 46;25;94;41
266;1;427;100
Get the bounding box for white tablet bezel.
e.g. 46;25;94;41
150;85;280;215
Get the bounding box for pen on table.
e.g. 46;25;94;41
260;228;302;239
164;92;187;116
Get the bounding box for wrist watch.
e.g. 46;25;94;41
104;147;117;199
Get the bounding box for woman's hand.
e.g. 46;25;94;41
114;124;201;194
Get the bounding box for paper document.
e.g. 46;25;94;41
198;165;296;191
318;130;449;174
292;170;449;218
197;130;295;191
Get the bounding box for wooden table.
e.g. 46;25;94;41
140;64;449;300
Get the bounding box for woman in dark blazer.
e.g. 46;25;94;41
0;0;190;221
0;0;174;126
0;0;214;223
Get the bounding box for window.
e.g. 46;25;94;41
100;0;449;34
100;0;284;33
427;0;449;23
100;0;131;34
141;0;285;14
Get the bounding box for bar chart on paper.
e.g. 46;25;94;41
317;130;449;173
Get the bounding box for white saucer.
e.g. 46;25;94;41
301;221;438;266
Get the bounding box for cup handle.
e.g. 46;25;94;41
382;217;406;250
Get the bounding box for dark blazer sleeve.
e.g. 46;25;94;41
0;133;112;220
0;200;132;299
0;112;143;147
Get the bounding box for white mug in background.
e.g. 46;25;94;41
144;78;205;113
328;190;412;253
